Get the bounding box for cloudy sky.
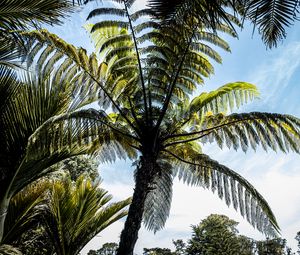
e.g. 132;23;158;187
48;1;300;253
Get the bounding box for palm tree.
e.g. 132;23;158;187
0;50;107;243
1;175;130;255
148;0;300;48
23;2;300;253
44;176;130;255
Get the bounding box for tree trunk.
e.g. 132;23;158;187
117;156;156;255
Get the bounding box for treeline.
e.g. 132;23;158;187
88;214;300;255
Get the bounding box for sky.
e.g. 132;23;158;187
46;1;300;254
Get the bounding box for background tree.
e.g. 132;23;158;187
88;250;98;255
4;176;130;255
185;214;242;255
143;248;174;255
296;232;300;254
256;238;287;255
236;235;256;255
172;240;186;255
95;242;119;255
48;155;100;181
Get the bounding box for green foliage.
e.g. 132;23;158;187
148;0;300;48
89;242;119;255
141;215;296;255
48;155;100;181
185;214;243;255
143;247;174;255
0;245;22;255
44;176;130;255
16;226;54;255
14;2;300;253
256;238;288;255
0;0;77;69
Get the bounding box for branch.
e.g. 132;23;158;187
163;116;261;141
155;30;194;130
124;2;149;123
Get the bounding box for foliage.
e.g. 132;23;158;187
16;226;54;255
296;231;300;254
48;155;100;181
256;238;288;255
0;245;22;255
20;1;300;253
0;57;103;243
143;247;174;255
142;215;296;255
44;176;130;255
0;0;77;69
185;214;243;255
2;175;129;255
148;0;300;48
88;242;118;255
172;240;186;255
15;0;300;253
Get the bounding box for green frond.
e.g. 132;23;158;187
0;0;76;32
143;159;173;233
190;43;222;63
199;112;300;153
194;31;231;52
189;82;259;116
3;180;50;244
134;21;161;34
91;21;129;33
168;150;279;237
130;9;155;21
99;34;133;54
241;0;299;48
45;176;130;255
87;7;126;20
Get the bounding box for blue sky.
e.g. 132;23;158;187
47;1;300;253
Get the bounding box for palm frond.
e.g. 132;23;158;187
3;180;50;244
143;158;173;232
0;245;22;255
45;176;130;255
166;112;300;154
168;149;279;237
0;0;76;31
241;0;300;48
148;0;239;32
199;112;300;153
148;0;300;48
189;82;259;116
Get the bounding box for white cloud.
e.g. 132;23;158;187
250;42;300;109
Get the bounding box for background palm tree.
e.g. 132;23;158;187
23;1;300;253
148;0;300;48
44;176;130;255
1;175;130;255
0;44;107;243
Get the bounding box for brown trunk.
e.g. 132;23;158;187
116;156;156;255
